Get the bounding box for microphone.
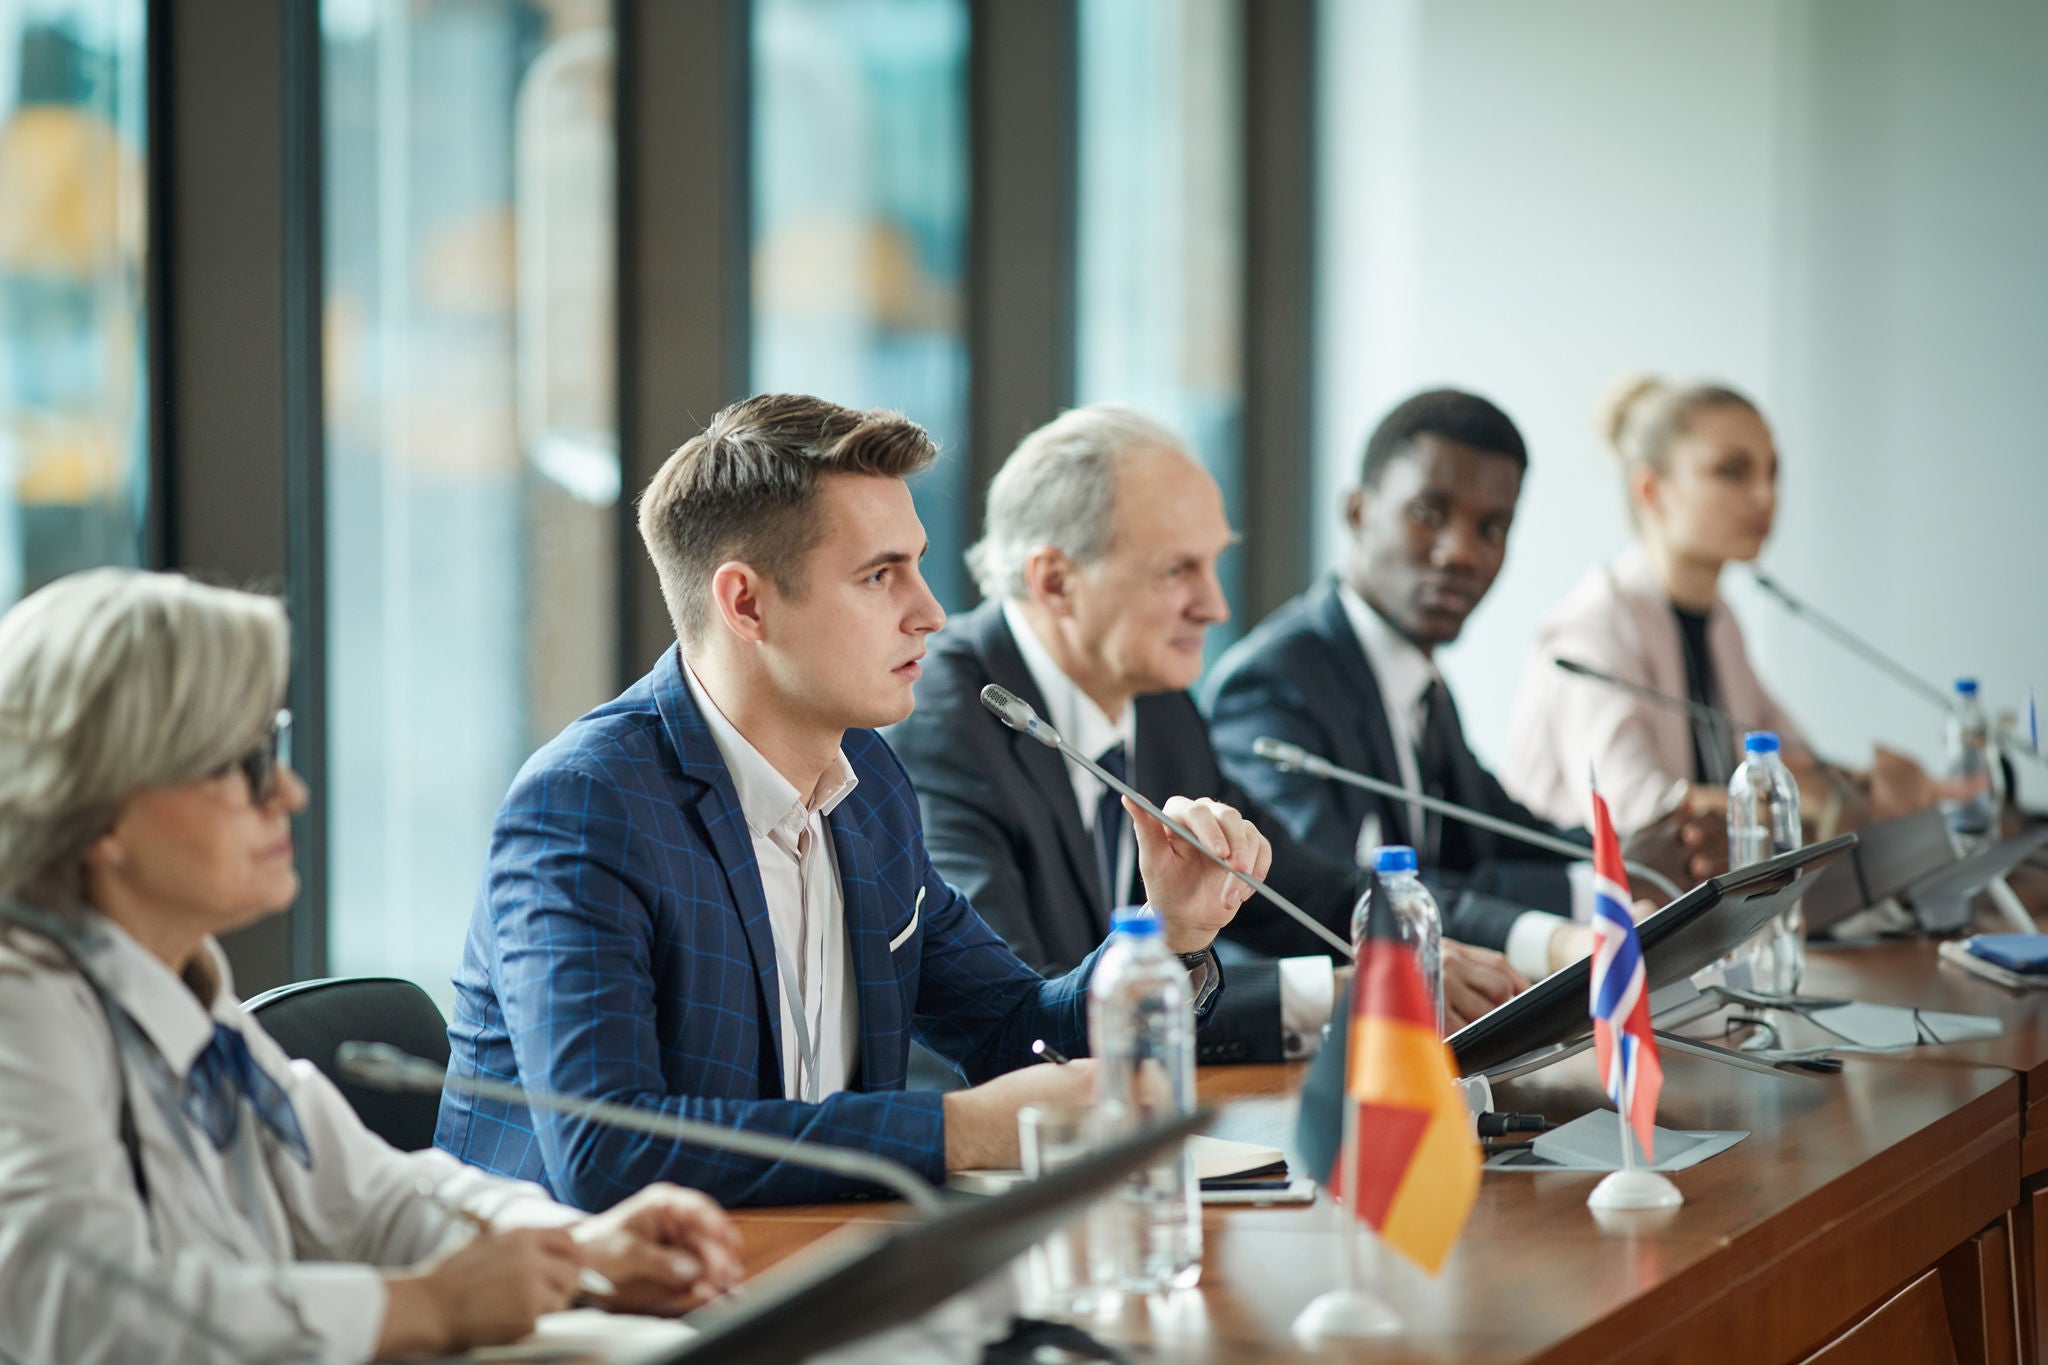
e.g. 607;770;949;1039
338;1043;945;1213
1249;736;1684;903
1748;569;2047;774
1552;656;1741;785
1553;656;1863;814
1748;568;1953;710
977;684;1355;960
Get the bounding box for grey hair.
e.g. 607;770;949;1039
966;403;1186;600
0;570;290;912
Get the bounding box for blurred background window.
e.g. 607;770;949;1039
321;0;618;1002
1075;0;1244;649
0;0;148;611
750;0;971;609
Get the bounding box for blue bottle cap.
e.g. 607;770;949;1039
1955;678;1980;696
1373;845;1418;875
1742;731;1781;754
1110;908;1162;936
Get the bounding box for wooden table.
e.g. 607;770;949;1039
727;935;2048;1365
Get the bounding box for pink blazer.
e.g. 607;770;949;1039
1504;548;1804;833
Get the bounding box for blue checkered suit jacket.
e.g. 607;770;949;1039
434;646;1117;1208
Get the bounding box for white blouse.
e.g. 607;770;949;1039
0;916;580;1365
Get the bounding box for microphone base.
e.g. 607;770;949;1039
1587;1168;1684;1211
1292;1288;1403;1341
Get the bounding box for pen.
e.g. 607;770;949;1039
1031;1039;1071;1066
414;1177;617;1299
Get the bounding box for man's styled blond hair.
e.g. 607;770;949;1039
635;393;939;643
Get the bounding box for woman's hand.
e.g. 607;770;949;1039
379;1227;584;1358
573;1184;745;1315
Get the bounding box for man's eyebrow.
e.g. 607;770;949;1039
854;544;927;573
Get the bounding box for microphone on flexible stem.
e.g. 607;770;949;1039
977;684;1355;960
338;1043;944;1212
1749;568;1953;709
1249;735;1684;903
1553;656;1741;786
1552;656;1862;807
1749;568;2046;771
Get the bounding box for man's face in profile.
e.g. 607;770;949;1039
1342;434;1523;652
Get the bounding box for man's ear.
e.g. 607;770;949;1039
1344;487;1370;533
1021;547;1080;618
709;561;772;644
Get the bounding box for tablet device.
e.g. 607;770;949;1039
654;1109;1208;1365
1901;824;2048;933
1447;834;1857;1076
1802;809;1953;934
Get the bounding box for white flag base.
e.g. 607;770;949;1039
1587;1169;1683;1210
1292;1288;1402;1341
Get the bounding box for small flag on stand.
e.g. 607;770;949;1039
1588;782;1663;1159
1324;876;1480;1275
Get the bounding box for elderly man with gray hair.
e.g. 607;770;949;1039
890;404;1531;1064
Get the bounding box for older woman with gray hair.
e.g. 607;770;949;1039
0;569;741;1365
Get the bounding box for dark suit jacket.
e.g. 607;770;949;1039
1204;577;1584;944
435;645;1188;1209
889;601;1361;1065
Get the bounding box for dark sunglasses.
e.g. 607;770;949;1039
212;710;293;805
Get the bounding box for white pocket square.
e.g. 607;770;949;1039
889;888;924;952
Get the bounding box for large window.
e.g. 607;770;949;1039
0;0;148;610
321;0;618;999
750;0;971;609
1075;0;1244;645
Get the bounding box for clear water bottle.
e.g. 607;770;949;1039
1727;731;1804;993
1088;908;1200;1291
1352;846;1444;1037
1942;679;1997;851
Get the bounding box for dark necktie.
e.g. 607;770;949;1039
1414;679;1458;865
1094;743;1129;914
184;1022;312;1168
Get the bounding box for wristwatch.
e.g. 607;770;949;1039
1177;947;1223;1015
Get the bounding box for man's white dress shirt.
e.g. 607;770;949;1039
0;917;579;1365
1336;581;1583;979
683;661;861;1103
1003;602;1334;1056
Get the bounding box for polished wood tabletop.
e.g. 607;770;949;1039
1803;938;2048;1173
728;1009;2026;1362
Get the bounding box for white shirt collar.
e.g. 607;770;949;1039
80;917;238;1081
681;660;859;844
1001;600;1136;764
1336;579;1439;720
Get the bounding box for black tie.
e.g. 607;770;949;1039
1094;743;1129;914
1414;680;1457;865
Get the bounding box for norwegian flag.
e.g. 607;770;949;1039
1588;784;1663;1159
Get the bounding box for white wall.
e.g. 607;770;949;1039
1314;0;2048;799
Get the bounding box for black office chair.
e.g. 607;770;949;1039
244;976;450;1151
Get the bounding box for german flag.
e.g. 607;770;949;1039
1325;939;1481;1275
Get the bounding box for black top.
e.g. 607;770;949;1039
1672;604;1722;782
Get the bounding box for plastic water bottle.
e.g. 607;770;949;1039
1727;732;1804;993
1088;908;1200;1291
1352;846;1444;1037
1942;679;1997;851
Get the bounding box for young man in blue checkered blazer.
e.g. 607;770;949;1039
436;393;1270;1208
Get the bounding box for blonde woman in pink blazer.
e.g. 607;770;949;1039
1505;376;1941;836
